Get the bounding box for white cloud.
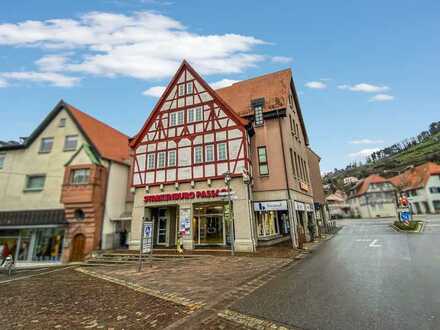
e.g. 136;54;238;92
210;78;239;89
0;78;7;88
142;85;166;97
350;139;384;145
271;56;292;64
338;83;389;93
0;11;271;82
35;55;68;72
369;94;394;102
0;71;80;87
305;81;327;89
349;148;380;158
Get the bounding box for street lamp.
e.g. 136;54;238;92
223;171;235;256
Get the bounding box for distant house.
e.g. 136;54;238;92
390;162;440;214
326;190;352;219
348;174;396;218
343;176;359;186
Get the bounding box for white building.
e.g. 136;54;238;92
390;162;440;214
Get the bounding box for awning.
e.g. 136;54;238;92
0;209;67;227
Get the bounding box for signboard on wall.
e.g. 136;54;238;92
253;200;288;211
179;207;191;236
142;221;153;253
144;189;228;203
306;204;313;212
294;201;305;211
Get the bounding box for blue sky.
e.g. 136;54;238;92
0;0;439;172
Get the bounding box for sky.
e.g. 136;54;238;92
0;0;439;173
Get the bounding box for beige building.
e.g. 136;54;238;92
129;61;317;253
0;101;130;263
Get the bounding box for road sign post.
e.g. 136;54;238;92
138;219;154;272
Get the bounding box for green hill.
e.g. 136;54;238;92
324;131;440;192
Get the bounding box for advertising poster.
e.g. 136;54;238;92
142;221;153;253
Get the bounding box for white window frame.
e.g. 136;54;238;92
205;144;214;162
147;153;155;170
25;174;46;191
168;150;176;167
194;146;203;164
157;151;166;168
186;82;193;94
177;111;184;125
195;107;203;122
39;137;54;153
170;112;177;127
217;143;227;161
254;105;264;126
70;168;90;185
178;84;185;96
64;135;78;151
188;108;195;123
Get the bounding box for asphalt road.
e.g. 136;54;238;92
233;217;440;330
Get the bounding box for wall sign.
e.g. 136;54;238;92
294;201;305;211
144;188;228;203
306;204;313;212
254;200;288;211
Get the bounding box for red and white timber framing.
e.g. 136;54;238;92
130;60;250;187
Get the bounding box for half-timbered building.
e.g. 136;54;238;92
130;60;319;252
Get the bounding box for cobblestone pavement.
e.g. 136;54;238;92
88;256;292;310
0;268;190;329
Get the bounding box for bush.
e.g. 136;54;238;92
394;220;420;231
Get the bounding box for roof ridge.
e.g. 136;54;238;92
215;68;292;91
65;103;129;138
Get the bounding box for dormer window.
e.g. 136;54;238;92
251;98;265;126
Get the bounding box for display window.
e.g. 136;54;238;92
256;211;280;238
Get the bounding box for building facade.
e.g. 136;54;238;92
390;162;440;214
348;174;396;218
0;101;130;263
129;61;317;252
306;148;328;225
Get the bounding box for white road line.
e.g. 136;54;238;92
356;239;372;242
369;239;381;247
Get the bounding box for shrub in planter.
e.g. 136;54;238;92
394;220;420;231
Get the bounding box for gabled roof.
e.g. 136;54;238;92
65;103;129;164
216;68;309;145
130;60;248;148
351;174;391;197
0;100;129;164
390;162;440;191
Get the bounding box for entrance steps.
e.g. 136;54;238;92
85;250;206;266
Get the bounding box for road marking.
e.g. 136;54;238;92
369;239;381;247
355;239;372;242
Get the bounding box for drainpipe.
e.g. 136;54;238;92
100;161;112;250
276;108;297;249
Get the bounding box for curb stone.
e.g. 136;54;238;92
218;309;293;330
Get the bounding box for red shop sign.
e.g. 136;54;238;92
144;188;228;203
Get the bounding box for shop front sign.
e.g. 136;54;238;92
300;181;309;192
144;188;228;203
294;201;305;211
254;200;288;211
306;204;313;212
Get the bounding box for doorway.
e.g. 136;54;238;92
156;208;168;245
193;203;227;246
70;234;86;261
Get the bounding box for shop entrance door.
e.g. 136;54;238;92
70;234;85;261
198;215;224;245
157;208;168;245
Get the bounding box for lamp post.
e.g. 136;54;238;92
223;171;235;256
